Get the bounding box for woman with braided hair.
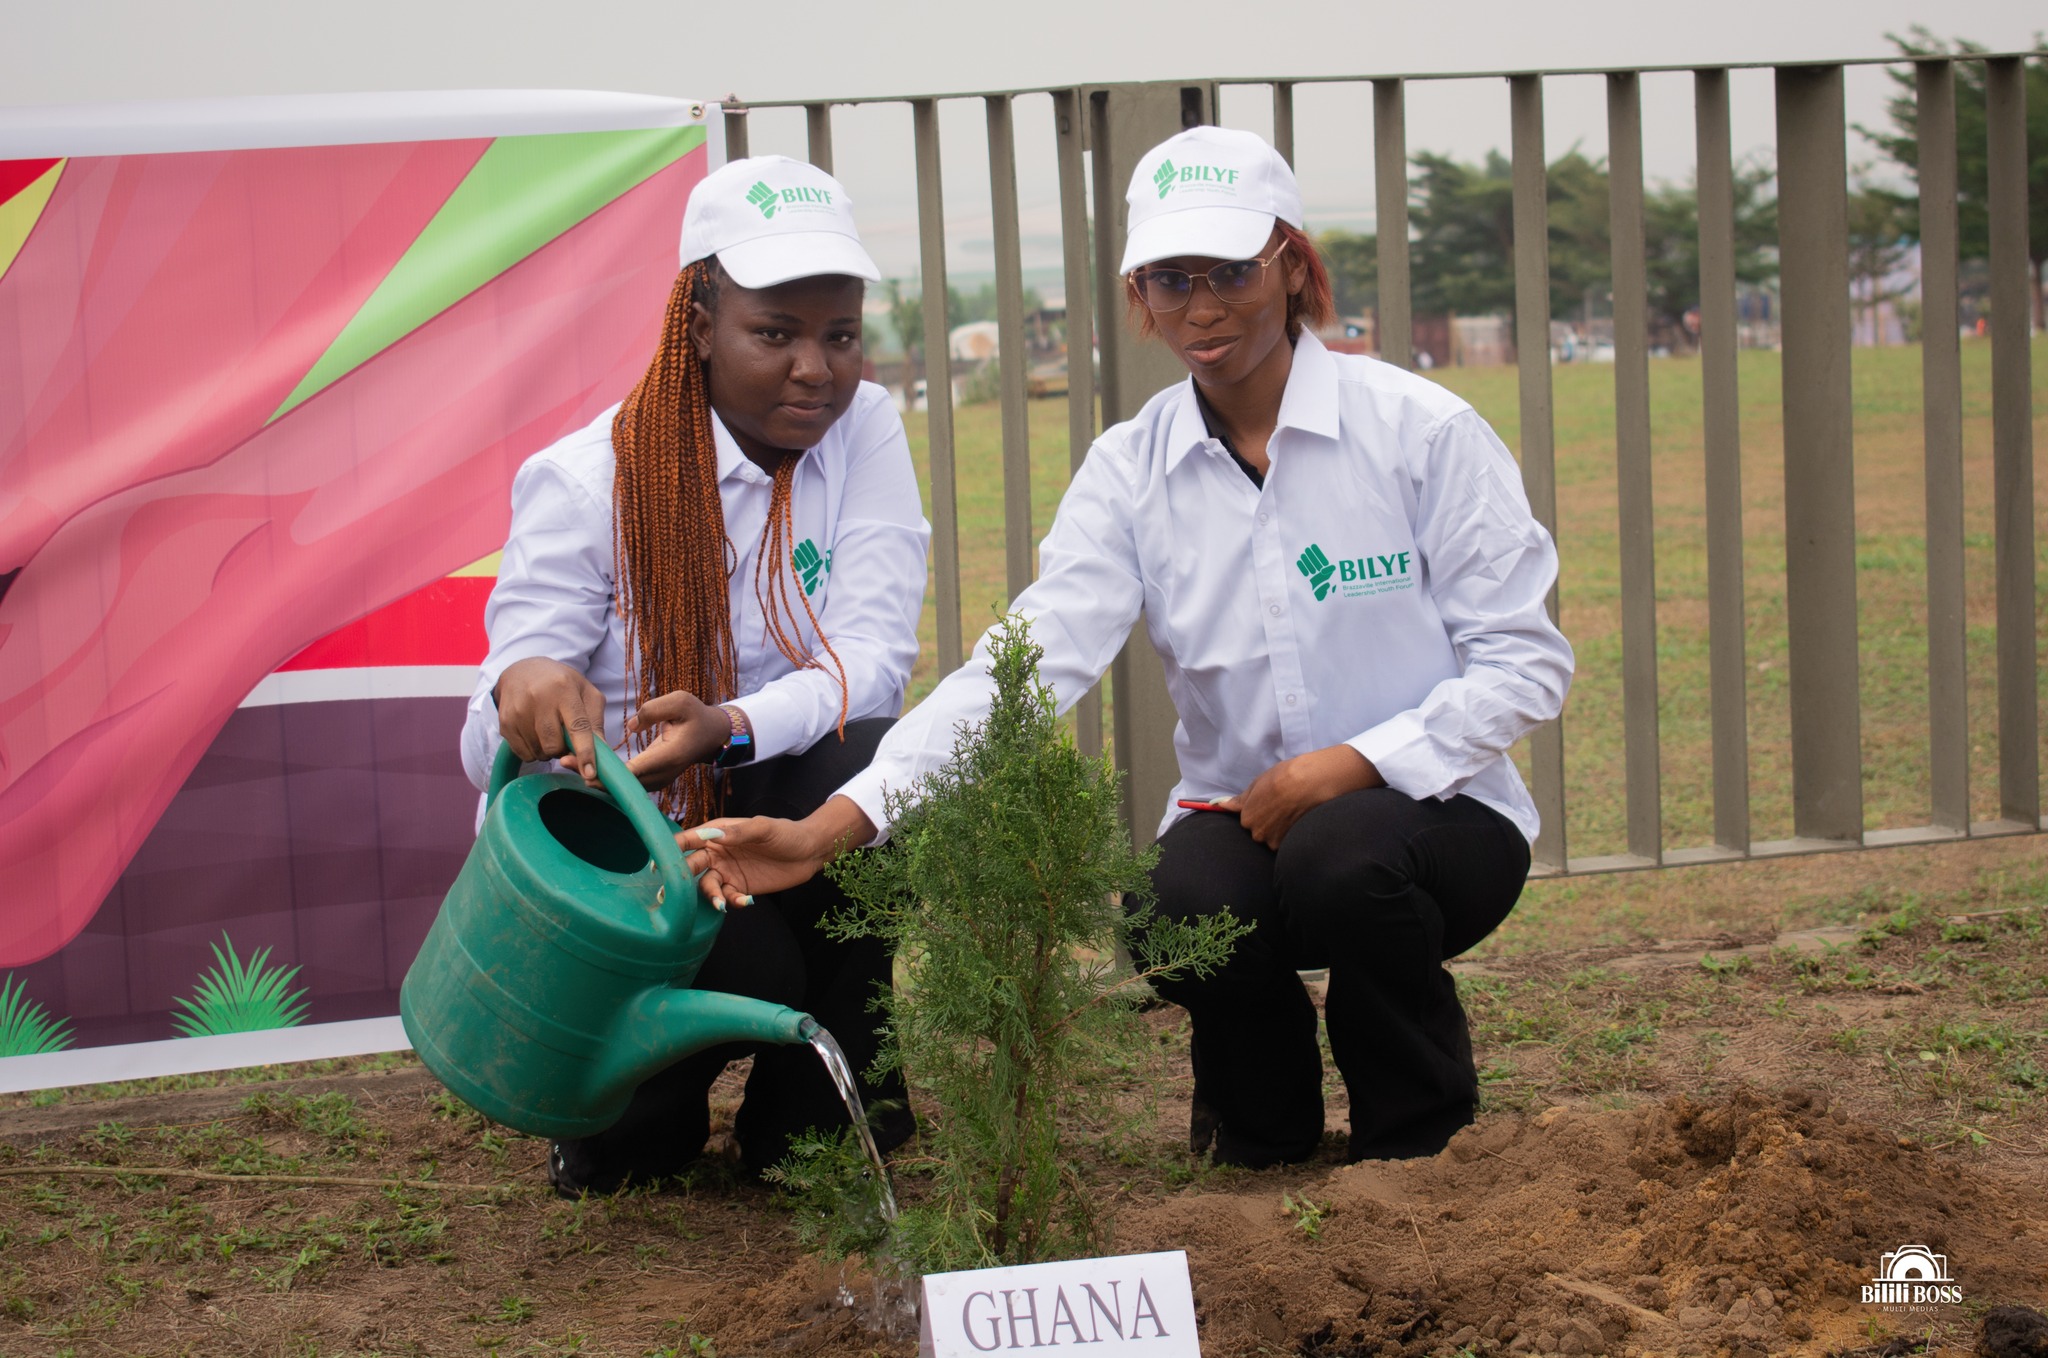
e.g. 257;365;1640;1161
459;156;929;1195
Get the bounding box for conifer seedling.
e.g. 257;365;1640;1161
774;615;1246;1274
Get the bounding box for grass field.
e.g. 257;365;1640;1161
897;337;2048;951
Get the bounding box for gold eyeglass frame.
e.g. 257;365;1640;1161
1128;240;1291;312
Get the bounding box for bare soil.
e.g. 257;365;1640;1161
3;886;2044;1358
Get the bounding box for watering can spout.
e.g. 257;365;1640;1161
596;988;816;1102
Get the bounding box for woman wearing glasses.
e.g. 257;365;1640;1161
679;127;1573;1167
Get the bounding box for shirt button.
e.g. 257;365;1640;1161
1285;693;1298;706
1268;604;1282;616
1257;513;1270;525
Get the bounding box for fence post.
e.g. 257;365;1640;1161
985;94;1034;606
804;102;833;173
1088;81;1212;848
722;101;749;159
1271;82;1296;166
1607;70;1662;865
1773;63;1863;845
1916;59;1970;834
912;98;964;676
1373;79;1412;370
1509;73;1568;873
1986;56;2039;830
1053;88;1105;761
1695;67;1750;854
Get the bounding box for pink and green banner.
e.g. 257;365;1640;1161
0;91;714;1089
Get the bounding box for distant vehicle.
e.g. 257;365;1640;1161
1024;348;1099;400
1027;358;1068;399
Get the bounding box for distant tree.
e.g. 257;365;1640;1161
1639;156;1780;343
1546;149;1614;326
1408;150;1518;319
887;281;972;353
1861;29;2048;330
885;279;923;409
1317;228;1378;318
1361;145;1781;350
1406;148;1625;326
951;281;1046;326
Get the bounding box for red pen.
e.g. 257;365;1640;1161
1176;799;1237;813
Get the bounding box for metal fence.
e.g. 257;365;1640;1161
728;57;2040;878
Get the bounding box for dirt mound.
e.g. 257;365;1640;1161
1109;1090;2046;1356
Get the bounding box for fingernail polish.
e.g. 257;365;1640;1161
697;827;725;841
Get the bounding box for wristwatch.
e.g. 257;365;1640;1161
713;703;755;768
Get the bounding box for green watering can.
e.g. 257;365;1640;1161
400;739;814;1139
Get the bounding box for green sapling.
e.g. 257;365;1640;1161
773;614;1246;1274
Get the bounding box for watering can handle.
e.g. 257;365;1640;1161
485;740;700;941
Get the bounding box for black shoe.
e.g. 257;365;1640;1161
1345;1103;1475;1163
1211;1125;1318;1170
546;1141;633;1199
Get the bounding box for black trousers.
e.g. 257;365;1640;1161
554;717;911;1183
1139;788;1529;1165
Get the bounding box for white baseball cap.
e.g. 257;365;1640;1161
680;154;881;288
1119;126;1304;274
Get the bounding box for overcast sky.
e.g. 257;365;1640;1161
8;0;2042;281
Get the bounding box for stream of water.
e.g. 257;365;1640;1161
799;1019;917;1339
799;1019;898;1221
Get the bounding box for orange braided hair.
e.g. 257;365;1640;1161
611;259;848;823
753;457;851;746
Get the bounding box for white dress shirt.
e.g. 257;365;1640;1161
837;332;1573;844
459;382;931;791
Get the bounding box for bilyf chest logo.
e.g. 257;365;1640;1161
746;180;835;221
792;539;832;596
1296;542;1415;601
1152;159;1241;200
1862;1245;1963;1310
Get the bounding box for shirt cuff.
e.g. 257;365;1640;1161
1348;713;1452;803
731;685;809;764
833;766;894;848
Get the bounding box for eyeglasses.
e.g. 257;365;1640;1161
1129;241;1290;312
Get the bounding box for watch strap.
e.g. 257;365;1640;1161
713;703;756;767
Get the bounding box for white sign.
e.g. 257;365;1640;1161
918;1249;1200;1356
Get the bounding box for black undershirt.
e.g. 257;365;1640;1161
1193;385;1266;489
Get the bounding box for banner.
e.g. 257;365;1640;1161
0;90;715;1090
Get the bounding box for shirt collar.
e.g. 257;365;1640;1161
711;409;785;486
1163;329;1340;473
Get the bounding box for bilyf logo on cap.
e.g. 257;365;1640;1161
1152;159;1242;200
746;180;837;221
